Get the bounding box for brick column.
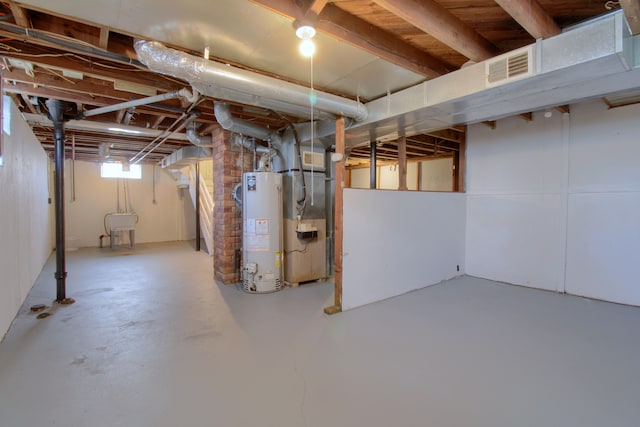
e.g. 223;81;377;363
212;129;252;284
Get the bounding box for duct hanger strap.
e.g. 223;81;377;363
134;40;368;122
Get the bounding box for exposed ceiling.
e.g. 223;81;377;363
0;0;625;165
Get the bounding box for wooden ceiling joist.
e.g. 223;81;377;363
305;0;328;16
250;0;451;77
621;0;640;35
7;2;30;28
494;0;560;39
373;0;499;61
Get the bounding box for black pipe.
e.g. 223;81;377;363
370;141;377;189
195;162;201;252
46;99;68;301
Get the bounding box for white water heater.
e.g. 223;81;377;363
242;172;283;293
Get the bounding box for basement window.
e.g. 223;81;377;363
100;162;142;179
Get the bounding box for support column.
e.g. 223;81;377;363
325;116;345;315
370;141;377;189
212;129;252;284
46;99;74;304
453;130;466;192
398;136;408;190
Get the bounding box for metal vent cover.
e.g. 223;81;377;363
486;46;534;86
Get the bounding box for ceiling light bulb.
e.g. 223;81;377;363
544;109;553;118
300;39;315;57
295;24;316;40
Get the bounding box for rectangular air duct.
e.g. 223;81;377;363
346;11;639;147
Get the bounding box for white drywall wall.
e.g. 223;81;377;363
565;101;640;305
342;189;465;310
466;100;640;305
0;97;52;338
466;111;566;291
64;161;196;248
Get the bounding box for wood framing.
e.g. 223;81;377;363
494;0;560;39
324;116;345;315
373;0;498;61
398;136;408;190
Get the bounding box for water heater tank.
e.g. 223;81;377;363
242;172;283;293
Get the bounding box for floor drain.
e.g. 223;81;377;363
30;304;47;312
36;312;51;319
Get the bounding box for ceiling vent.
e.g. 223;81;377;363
486;46;535;87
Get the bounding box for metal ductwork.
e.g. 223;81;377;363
214;102;282;148
214;102;339;149
346;11;640;147
186;127;210;146
135;40;368;122
161;146;212;169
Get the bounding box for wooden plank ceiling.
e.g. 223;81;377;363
0;0;616;165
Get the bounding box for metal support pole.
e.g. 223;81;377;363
46;99;68;302
370;141;377;189
195;162;201;252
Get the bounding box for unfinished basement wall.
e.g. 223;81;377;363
63;161;196;248
342;189;466;310
350;158;452;191
466;99;640;306
0;96;52;338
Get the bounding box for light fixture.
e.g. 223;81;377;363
299;39;315;57
294;19;316;58
544;108;553;118
295;22;316;40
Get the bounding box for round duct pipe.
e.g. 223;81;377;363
135;40;368;122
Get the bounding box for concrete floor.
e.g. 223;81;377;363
1;242;639;426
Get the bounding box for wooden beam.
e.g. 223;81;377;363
453;134;466;192
306;0;328;16
620;0;640;35
398;136;408;190
482;121;496;129
324;116;345;315
0;48;181;92
519;112;533;121
19;93;38;114
250;0;451;77
99;27;110;50
555;105;570;114
115;108;126;124
424;128;464;143
373;0;499;61
494;0;560;39
151;115;166;129
7;2;30;28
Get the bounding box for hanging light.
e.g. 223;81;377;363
299;38;315;57
295;23;316;40
294;20;316;58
